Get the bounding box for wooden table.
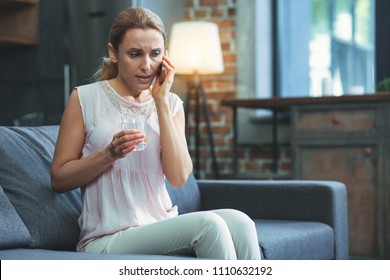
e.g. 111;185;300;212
221;94;390;178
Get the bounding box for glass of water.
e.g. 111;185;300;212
121;115;147;151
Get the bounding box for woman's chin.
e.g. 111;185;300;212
138;83;153;90
136;79;153;89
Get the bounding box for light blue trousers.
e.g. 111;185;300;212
84;209;261;260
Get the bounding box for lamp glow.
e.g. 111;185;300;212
168;21;224;75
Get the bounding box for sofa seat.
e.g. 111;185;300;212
0;248;194;260
0;220;334;260
256;219;334;260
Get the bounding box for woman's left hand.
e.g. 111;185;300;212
152;50;175;100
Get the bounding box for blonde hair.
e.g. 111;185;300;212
93;8;166;81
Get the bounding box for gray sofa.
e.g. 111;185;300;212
0;125;349;260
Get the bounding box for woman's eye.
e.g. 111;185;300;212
151;51;161;58
129;52;141;57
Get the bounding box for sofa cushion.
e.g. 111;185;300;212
0;185;31;249
166;173;201;215
0;248;196;260
255;219;334;260
0;126;82;251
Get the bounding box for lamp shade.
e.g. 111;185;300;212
168;21;224;75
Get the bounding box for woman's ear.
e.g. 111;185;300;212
108;43;118;63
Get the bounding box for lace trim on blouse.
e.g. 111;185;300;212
100;81;155;120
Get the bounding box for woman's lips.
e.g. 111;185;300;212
136;75;153;83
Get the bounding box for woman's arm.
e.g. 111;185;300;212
152;52;193;187
51;89;144;193
156;98;193;187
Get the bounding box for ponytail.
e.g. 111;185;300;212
93;57;118;81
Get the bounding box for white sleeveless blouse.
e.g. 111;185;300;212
75;81;181;251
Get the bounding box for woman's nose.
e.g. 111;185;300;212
140;57;152;72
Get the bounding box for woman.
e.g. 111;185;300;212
51;7;260;260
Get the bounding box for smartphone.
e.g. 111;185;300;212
158;63;165;85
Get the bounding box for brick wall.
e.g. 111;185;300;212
184;0;292;179
183;0;235;179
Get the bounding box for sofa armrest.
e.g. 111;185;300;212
197;179;349;259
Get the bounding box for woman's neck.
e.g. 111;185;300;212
108;78;150;103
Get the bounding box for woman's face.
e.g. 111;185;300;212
111;28;164;91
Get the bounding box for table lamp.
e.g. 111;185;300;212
169;21;224;178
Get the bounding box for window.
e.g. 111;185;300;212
276;0;375;98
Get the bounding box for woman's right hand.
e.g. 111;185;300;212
106;129;145;160
52;90;145;193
